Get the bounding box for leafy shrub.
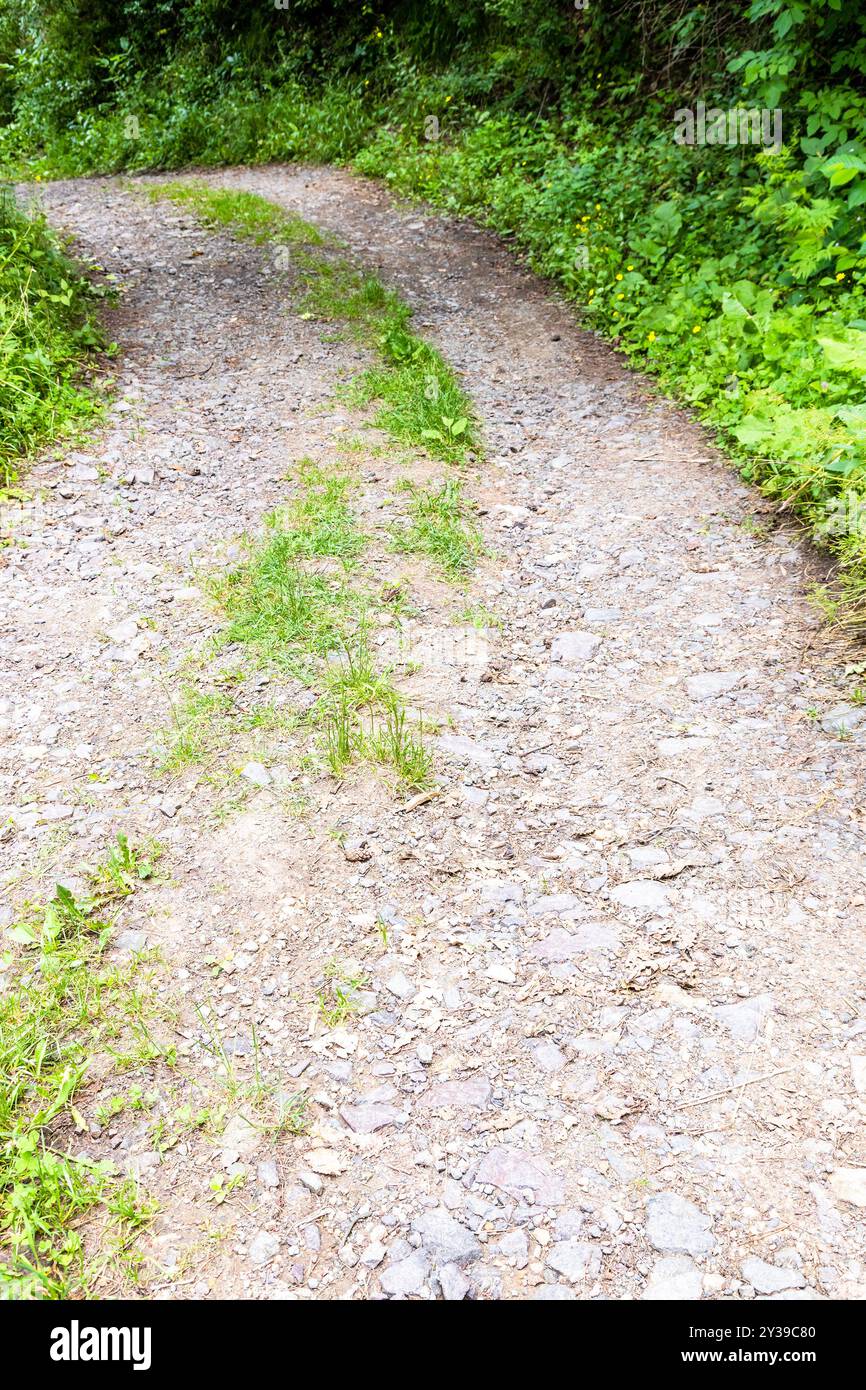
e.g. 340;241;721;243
0;188;105;485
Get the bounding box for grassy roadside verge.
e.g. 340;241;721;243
1;824;312;1298
0;835;168;1297
0;189;108;489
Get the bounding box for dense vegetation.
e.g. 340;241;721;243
2;1;866;609
0;191;106;487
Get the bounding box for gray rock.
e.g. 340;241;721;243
385;970;416;1002
530;928;583;962
438;1263;470;1300
475;1146;565;1205
534;1284;577;1300
360;1241;387;1268
610;879;670;910
685;671;743;701
741;1257;806;1294
114;929;146;952
551;631;601;666
412;1209;480;1266
761;1288;824;1301
646;1192;716;1256
248;1230;279;1267
573;921;621;952
480;880;525;905
714;993;773;1043
436;734;496;765
419;1077;491;1111
828;1168;866;1207
220;1112;260;1162
545;1239;601;1283
532;1041;567;1073
257;1160;279;1189
820;704;866;735
529;893;581;915
340;1102;404;1134
643;1255;703;1300
240;761;271;787
379;1250;430;1297
496;1230;529;1268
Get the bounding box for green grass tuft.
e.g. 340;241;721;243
143;181;324;247
0;846;165;1297
390;478;484;578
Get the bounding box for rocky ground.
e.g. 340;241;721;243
2;166;866;1301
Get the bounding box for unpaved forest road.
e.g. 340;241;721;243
3;166;866;1301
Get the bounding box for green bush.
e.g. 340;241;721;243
0;189;105;486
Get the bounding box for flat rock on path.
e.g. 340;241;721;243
3;166;865;1301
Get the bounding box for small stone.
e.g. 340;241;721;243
714;994;773;1043
610;880;670;910
248;1231;279;1267
529;893;580;915
820;705;866;735
480;880;524;905
685;671;743;701
438;1263;470;1300
829;1168;866;1207
342;838;371;862
240;761;271;787
646;1192;716;1256
412;1209;480;1266
533;1285;577;1301
741;1257;806;1294
360;1241;387;1269
114;929;146;953
220;1112;260;1162
385;971;416;1002
496;1230;529;1268
340;1103;404;1134
379;1250;429;1297
545;1239;601;1283
532;1041;567;1073
530;928;582;962
106;618;139;645
257;1160;279;1189
303;1149;347;1176
419;1077;491;1111
643;1255;703;1300
436;734;496;765
476;1146;564;1205
551;631;601;666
